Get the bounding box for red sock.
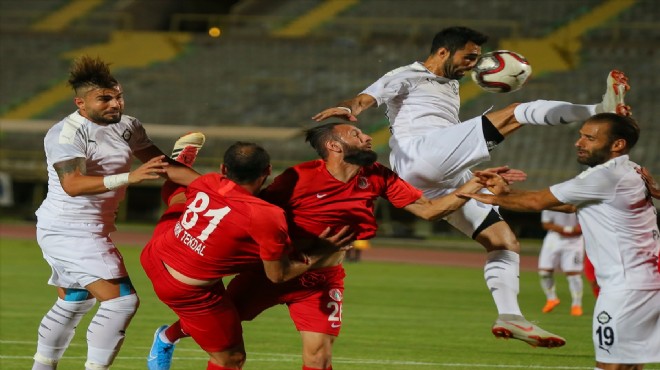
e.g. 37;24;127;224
164;320;188;342
207;361;236;370
302;366;332;370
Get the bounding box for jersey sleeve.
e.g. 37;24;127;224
260;167;297;208
126;116;154;152
251;205;291;261
44;124;87;164
361;67;414;107
550;167;617;206
379;166;423;208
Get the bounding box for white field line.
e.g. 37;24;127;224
2;340;658;369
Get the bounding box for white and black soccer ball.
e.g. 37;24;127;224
471;50;532;93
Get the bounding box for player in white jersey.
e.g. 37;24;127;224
314;26;632;348
461;113;660;369
537;210;584;316
32;56;199;370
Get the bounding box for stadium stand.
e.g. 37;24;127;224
0;0;657;231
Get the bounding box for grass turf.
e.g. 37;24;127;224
2;237;656;370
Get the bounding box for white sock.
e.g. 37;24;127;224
514;100;597;125
539;271;557;300
86;294;138;369
484;250;522;316
567;274;584;306
32;297;96;370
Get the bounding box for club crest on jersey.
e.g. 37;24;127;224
597;311;612;324
357;176;369;189
328;288;342;302
122;129;132;142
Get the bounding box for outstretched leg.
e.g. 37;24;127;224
486;70;631;137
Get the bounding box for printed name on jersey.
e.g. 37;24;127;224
173;221;206;256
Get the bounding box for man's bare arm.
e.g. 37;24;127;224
312;94;377;122
458;188;565;212
55;156;167;196
133;145;201;186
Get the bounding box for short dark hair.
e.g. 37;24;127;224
223;142;270;184
430;26;488;55
68;55;119;94
587;113;640;152
304;122;343;159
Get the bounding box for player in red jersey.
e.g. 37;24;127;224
222;122;525;370
141;141;352;370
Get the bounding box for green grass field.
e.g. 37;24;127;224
1;237;658;370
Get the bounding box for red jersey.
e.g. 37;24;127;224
260;159;422;241
155;173;291;280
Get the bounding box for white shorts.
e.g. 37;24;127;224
36;223;128;288
538;233;584;272
593;289;660;364
389;117;495;237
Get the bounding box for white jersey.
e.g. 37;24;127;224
541;210;581;241
36;111;153;229
550;155;660;292
361;61;461;138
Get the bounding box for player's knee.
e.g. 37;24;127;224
208;347;246;369
539;270;553;278
302;343;332;368
100;293;139;315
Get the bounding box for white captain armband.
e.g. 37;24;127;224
103;173;130;190
337;106;352;115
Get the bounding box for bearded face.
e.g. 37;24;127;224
341;141;378;166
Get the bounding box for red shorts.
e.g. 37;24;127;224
227;265;346;336
141;236;242;353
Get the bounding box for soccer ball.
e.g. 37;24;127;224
471;50;532;93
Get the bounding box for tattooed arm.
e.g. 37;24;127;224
54;156;168;196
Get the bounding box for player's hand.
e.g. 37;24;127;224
312;107;358;122
129;155;168;184
478;166;527;184
472;171;510;195
317;226;355;251
636;167;660;199
456;191;497;204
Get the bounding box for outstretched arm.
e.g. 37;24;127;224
312;94;377;122
404;166;527;220
133;144;201;186
54;155;168;196
458;188;566;212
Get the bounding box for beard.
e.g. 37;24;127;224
87;110;122;124
443;59;464;80
343;146;378;166
577;145;611;167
